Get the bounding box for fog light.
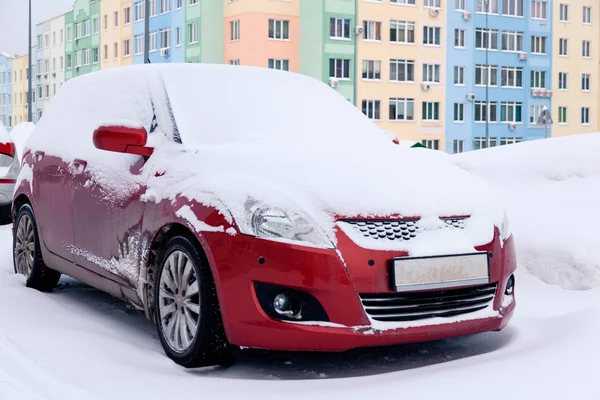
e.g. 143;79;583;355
273;294;289;312
505;275;515;296
272;293;302;319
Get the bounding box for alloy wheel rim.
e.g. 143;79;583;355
15;214;35;277
158;250;201;353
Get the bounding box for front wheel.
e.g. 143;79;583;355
13;204;61;291
154;236;234;368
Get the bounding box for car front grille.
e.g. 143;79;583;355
359;283;497;322
342;218;466;242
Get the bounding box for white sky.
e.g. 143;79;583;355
0;0;75;56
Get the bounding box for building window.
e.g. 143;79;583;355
389;98;414;121
160;0;170;13
60;56;63;70
473;137;497;149
124;39;131;56
502;31;523;52
500;102;522;123
149;0;158;16
476;28;498;50
453;140;464;153
476;0;498;13
134;35;144;54
66;26;72;42
391;0;415;4
363;21;382;41
362;60;381;80
92;17;99;34
189;23;198;43
558;106;567;123
390;20;415;44
113;43;118;59
454;103;465;122
268;59;289;71
92;48;99;63
531;1;547;19
503;0;524;17
557;73;569;92
329;59;350;79
176;27;182;46
66;54;72;68
501;67;522;87
583;6;591;24
84;49;90;65
160;28;170;49
582;74;591;91
330;18;350;39
455;0;466;11
149;31;158;51
60;29;64;43
177;0;183;8
582;107;590;124
531;70;546;88
84;20;90;36
499;137;522;145
124;7;131;24
269;19;289;40
582;40;591;58
421;139;439;150
114;11;119;27
75;23;82;39
390;59;414;82
104;14;108;30
424;0;441;8
423;64;440;83
560;4;569;22
230;59;240;66
422;102;440;121
454;29;465;48
559;38;568;56
229;20;240;41
134;2;144;22
423;26;441;46
454;66;465;85
531;36;547;54
362;100;381;120
190;0;198;4
529;105;544;124
475;101;498;122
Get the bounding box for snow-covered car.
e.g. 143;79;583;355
0;120;19;224
12;64;516;368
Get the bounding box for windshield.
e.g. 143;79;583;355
159;64;381;147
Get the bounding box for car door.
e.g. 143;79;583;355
31;151;75;263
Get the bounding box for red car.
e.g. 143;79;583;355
13;64;516;368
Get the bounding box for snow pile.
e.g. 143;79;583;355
8;122;35;161
0;120;10;145
454;133;600;289
25;64;508;259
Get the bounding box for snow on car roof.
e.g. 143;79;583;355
25;64;506;255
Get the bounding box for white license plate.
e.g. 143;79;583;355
392;252;490;292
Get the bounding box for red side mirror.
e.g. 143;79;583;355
0;142;15;157
93;125;153;157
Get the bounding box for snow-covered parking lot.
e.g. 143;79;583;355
1;131;600;400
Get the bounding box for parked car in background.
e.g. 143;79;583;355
12;64;516;368
0;121;19;224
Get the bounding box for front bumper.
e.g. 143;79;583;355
204;229;516;351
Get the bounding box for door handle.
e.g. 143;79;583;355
34;151;44;161
73;159;87;172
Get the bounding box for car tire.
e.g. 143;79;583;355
13;204;61;292
154;235;234;368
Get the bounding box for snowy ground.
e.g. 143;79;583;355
2;134;600;399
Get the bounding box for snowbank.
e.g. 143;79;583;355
8;122;35;161
454;133;600;289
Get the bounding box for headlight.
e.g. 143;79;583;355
500;211;511;240
237;202;335;249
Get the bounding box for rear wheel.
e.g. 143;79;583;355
154;236;234;368
13;204;61;292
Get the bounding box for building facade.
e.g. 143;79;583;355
445;0;553;153
11;55;29;126
552;0;599;136
65;0;101;82
184;0;223;63
0;53;14;129
100;0;134;70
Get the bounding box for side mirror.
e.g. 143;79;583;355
93;125;153;157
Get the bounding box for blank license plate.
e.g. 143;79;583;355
392;252;490;292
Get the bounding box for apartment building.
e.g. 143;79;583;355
0;53;14;130
132;0;185;64
100;0;134;69
357;0;446;150
445;0;552;153
184;0;223;63
11;55;29;126
65;0;101;82
552;1;598;136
